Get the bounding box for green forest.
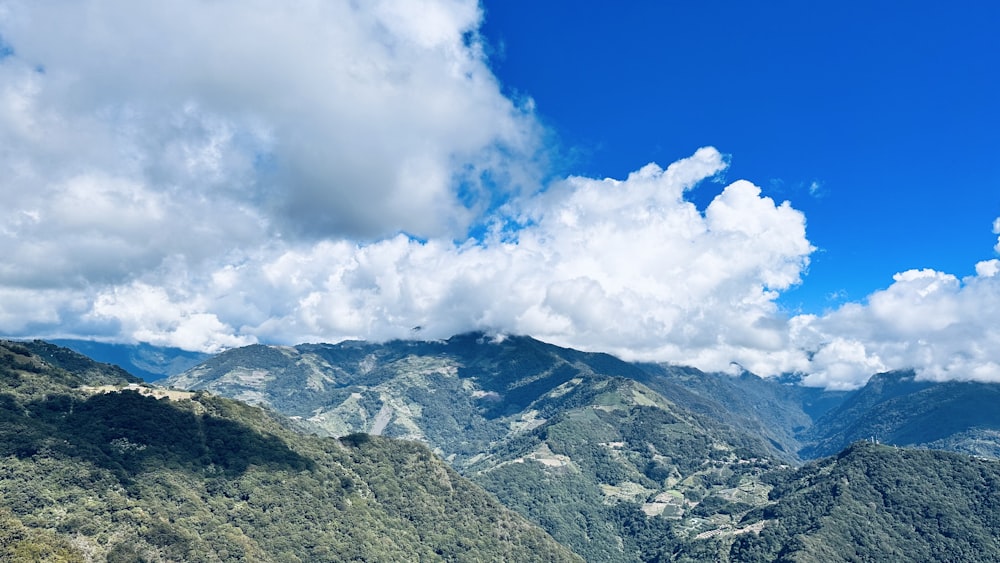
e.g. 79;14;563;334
3;339;1000;562
0;340;577;562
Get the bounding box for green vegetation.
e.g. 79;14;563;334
163;333;1000;561
0;340;579;561
166;334;789;560
20;333;996;562
801;370;1000;458
0;508;84;563
730;442;1000;562
636;364;849;461
469;378;779;562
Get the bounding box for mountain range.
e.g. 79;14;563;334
0;339;577;561
3;335;1000;561
50;339;210;383
163;332;1000;560
163;332;1000;464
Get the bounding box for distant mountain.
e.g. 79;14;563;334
800;370;1000;459
50;339;210;382
11;338;1000;562
0;340;578;562
634;364;848;460
164;333;801;560
164;333;1000;561
166;334;784;459
730;442;1000;562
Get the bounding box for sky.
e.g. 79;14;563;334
0;0;998;389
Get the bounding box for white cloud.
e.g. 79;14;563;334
88;282;254;353
0;0;539;286
798;336;886;391
994;216;1000;253
977;259;1000;278
3;0;1000;391
73;148;816;378
791;262;1000;388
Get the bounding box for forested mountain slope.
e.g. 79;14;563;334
165;333;1000;561
0;340;578;562
165;334;813;560
800;370;1000;459
633;364;847;460
730;442;1000;562
9;338;1000;562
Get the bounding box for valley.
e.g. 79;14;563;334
4;336;1000;561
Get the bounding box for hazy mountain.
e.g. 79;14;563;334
0;340;578;562
50;339;210;382
633;364;848;460
800;370;1000;459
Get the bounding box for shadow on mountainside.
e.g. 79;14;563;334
2;389;314;481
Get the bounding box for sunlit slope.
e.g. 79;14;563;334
800;370;1000;459
730;442;1000;562
0;340;579;562
167;333;788;560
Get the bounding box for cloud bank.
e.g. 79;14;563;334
82;147;814;376
792;261;1000;389
2;0;999;389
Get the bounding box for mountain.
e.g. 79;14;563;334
633;364;848;460
164;333;1000;561
0;340;578;562
800;370;1000;459
9;338;1000;562
729;442;1000;562
50;339;210;382
166;333;785;461
165;334;798;560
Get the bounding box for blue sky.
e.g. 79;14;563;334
1;0;998;388
481;0;1000;312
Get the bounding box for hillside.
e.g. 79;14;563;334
730;442;1000;561
165;334;795;560
163;333;1000;561
466;375;781;561
9;338;1000;562
800;370;1000;459
0;340;579;562
634;364;847;460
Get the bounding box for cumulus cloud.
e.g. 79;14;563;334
88;283;254;353
791;263;1000;389
0;0;539;276
76;147;816;377
3;0;1000;390
994;217;1000;253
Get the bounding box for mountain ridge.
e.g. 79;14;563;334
7;337;1000;561
0;339;579;562
801;369;1000;459
164;332;1000;464
165;333;791;560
